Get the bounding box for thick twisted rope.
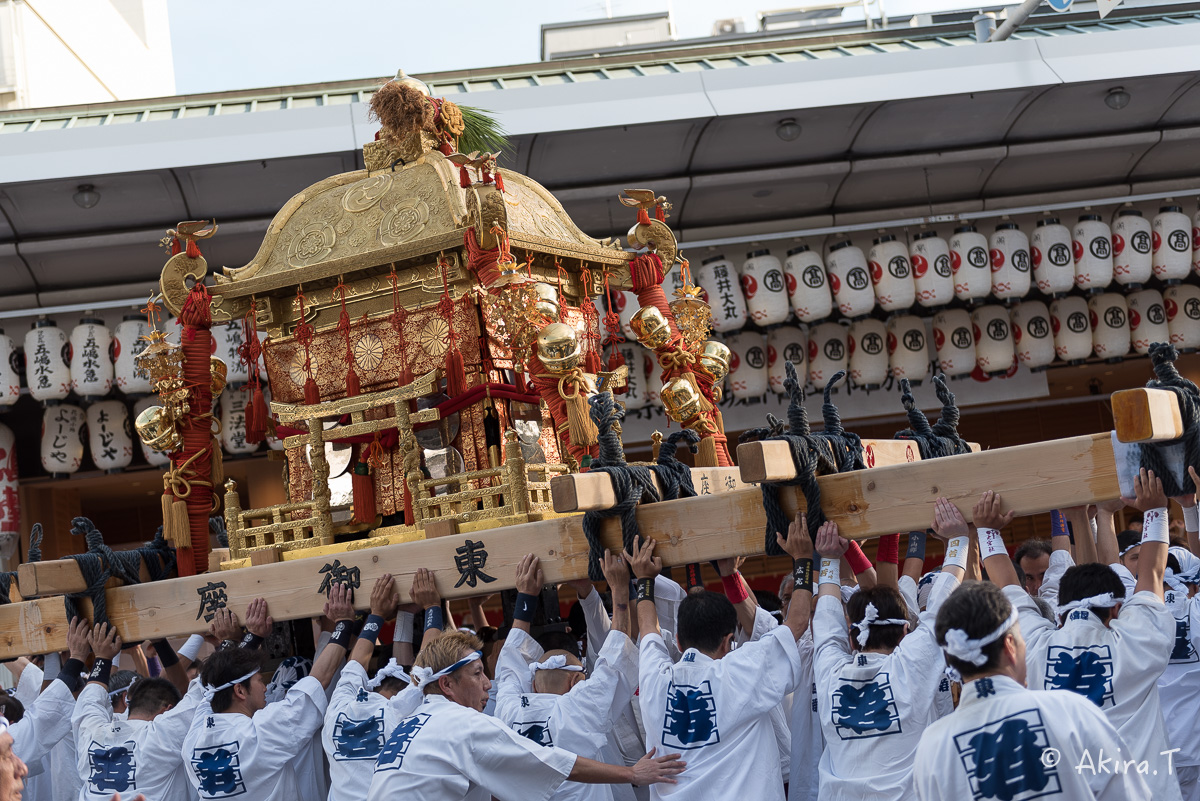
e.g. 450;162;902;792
1139;343;1200;497
64;518;176;624
0;524;41;605
652;429;700;501
893;376;972;460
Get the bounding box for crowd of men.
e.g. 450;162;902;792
0;465;1197;801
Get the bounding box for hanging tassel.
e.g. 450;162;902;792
459;166;472;189
585;347;602;374
295;286;320;405
607;348;626;372
335;280;360;398
304;376;320;405
515;372;529;394
494;172;505;192
565;391;599;448
655;204;666;223
445;347;467;398
161;494;189;550
246;384;269;443
695;434;718;468
351;453;377;525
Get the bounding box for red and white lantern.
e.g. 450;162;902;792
768;325;807;394
220;391;259;455
87;399;133;472
726;331;769;399
696;255;748;333
213;320;251;385
808;322;849;387
41;403;85;476
1164;284;1200;351
113;315;153;395
69;317;113;400
784;245;832;323
848;318;888;389
24;320;71;404
1088;293;1130;361
1031;218;1075;297
909;231;954;309
1010;301;1054;371
989;223;1031;302
1152;205;1192;283
619;345;649;410
867;235;915;313
932;309;975;377
133;394;172;467
887;315;929;385
645;356;664;409
0;331;19;408
949;225;991;304
1049;296;1093;364
1073;214;1113;292
1193;208;1200;277
1126;289;1170;356
826;240;874;319
1112;209;1153;288
971;305;1015;376
742;250;790;327
0;422;16;560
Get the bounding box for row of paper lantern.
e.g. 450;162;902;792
0;316;254;406
35;390;280;476
607;206;1200;334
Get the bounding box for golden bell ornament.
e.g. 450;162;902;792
135;405;182;454
630;305;673;350
135;330;184;387
533;282;559;320
698;340;731;382
210;357;228;397
536;322;582;373
661;376;702;422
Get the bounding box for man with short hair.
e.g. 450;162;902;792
0;717;27;801
1013;539;1051;597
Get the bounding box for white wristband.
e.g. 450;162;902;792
1141;507;1169;544
178;634;205;662
1183;505;1199;534
818;558;841;587
944;536;970;570
44;651;61;676
979;528;1008;560
111;651;121;669
394;611;414;645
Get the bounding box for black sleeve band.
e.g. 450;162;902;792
239;632;264;650
513;593;538;623
329;620;354;651
635;577;655;603
59;658;86;693
424;606;444;632
153;639;179;668
359;615;385;646
792;559;814;592
88;657;112;686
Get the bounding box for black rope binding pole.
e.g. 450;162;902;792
893;376;972;460
63;518;177;624
1139;343;1200;498
0;523;41;605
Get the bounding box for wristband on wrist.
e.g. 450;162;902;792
178;634;205;662
792;559;814;592
44;651;61;677
513;593;538;623
635;577;655;603
359;614;385;646
943;536;969;570
905;531;927;561
394;611;415;645
59;658;84;693
978;528;1008;560
721;573;750;604
1141;507;1169;544
877;534;901;566
329;620;355;650
685;563;704;592
147;656;162;677
1050;510;1070;538
424;606;444;632
153;639;179;668
217;639;237;651
1183;505;1199;534
818;558;840;587
845;541;873;576
111;651;121;669
88;657;112;686
239;632;264;650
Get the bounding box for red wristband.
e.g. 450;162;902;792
877;534;900;566
845;541;874;575
721;573;750;604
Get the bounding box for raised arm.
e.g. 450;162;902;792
1182;465;1199;557
815;523;849;600
1127;468;1168;599
775;511;814;642
512;554;544;635
411;568;444;646
350;573;398;670
973;491;1020;588
626;538;663;640
930;497;972;583
599;549;632;639
1093;499;1124;566
309;583;355;689
1065;505;1098;565
715;556;758;637
875;533;901;589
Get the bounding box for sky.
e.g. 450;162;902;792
167;0;967;94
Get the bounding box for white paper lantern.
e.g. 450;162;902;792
768;325;807;394
741;250;790;327
1031;218;1075;297
909;232;954;309
784;245;832;323
949;225;990;304
605;291;639;342
1193;209;1200;277
808;322;849;387
726;331;768;399
932;309;975;377
87;400;133;472
69;317;114;400
133;395;172;467
162;316;180;345
41;403;85;475
0;422;16;545
1126;289;1170;356
1112;210;1153;288
1010;301;1054;371
1164;284;1200;351
220;391;259;455
971;305;1015;376
1050;296;1093;364
696;255;748;333
867;235;915;313
24;320;71;403
826;240;874;319
1152;205;1192;283
0;331;20;407
1088;293;1129;361
1073;214;1113;292
989;223;1031;302
113;316;153;395
645;355;664;409
847;318;888;389
887;315;929;385
618;345;649;410
213;320;250;385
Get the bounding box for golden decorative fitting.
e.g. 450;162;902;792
532;282;559;319
136;330;184;387
661;377;702;422
135;405;183;454
210;357;228;397
630;305;673;350
670;282;713;351
393;69;431;96
536;322;581;374
698;340;732;382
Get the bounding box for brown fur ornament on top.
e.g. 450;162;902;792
369;80;436;141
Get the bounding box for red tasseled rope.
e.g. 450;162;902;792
336;281;360;397
463;228;503;287
176;282;214;575
295;287;320;405
437;256;468;398
239;301;269;444
526;352;598;466
601;271;626;383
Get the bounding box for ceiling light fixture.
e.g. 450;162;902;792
776;118;802;142
73;184;100;209
1104;87;1131;110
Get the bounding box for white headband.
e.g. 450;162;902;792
367;658;411;691
943;608;1019;667
1119;542;1140;557
203;668;261;701
1057;593;1121;615
0;716;8;733
411;651;481;690
529;655;585;682
853;603;908;649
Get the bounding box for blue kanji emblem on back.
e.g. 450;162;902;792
831;671;901;739
513;720;554;747
661;680;719;750
375;713;431;772
1043;645;1114;707
1170;619;1198;664
332;712;386;761
88;741;137;794
191;741;245;798
954;708;1062;801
